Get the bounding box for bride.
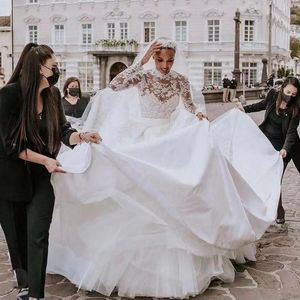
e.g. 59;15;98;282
47;38;283;298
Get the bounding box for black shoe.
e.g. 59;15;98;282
275;217;285;224
17;288;29;300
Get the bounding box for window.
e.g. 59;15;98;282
244;20;255;42
242;62;257;86
107;23;115;39
208;20;220;42
27;0;38;3
175;20;187;42
56;62;66;91
54;24;64;44
204;62;222;86
144;22;155;43
78;62;94;92
28;25;38;43
82;24;92;44
120;22;128;40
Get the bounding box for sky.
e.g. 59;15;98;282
0;0;11;16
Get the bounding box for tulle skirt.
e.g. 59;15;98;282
48;108;282;298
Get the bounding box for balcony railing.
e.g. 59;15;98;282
92;43;138;52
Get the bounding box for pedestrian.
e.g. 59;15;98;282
62;77;90;118
237;77;300;224
0;43;101;300
267;73;275;88
229;76;238;101
222;74;230;102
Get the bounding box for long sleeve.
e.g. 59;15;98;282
0;86;26;159
54;88;77;147
109;62;144;91
244;89;276;113
283;114;300;153
179;75;197;114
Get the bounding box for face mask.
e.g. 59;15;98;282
282;92;295;104
42;65;60;86
68;88;80;97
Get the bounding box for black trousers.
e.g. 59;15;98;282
0;167;55;298
268;137;300;218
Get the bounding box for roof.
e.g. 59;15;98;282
0;16;10;27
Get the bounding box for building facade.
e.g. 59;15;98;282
0;16;12;87
13;0;291;92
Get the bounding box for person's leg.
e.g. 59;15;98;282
232;89;236;100
291;139;300;173
276;159;289;223
27;174;55;299
0;201;28;287
222;89;228;102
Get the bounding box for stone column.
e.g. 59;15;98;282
100;56;108;89
233;9;241;85
261;58;268;86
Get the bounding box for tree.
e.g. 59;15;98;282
277;67;291;78
290;37;300;59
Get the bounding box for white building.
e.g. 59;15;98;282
0;16;12;87
13;0;291;92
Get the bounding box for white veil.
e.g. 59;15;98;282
81;38;206;138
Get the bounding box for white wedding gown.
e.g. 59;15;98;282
47;62;283;298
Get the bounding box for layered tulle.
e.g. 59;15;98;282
47;107;282;298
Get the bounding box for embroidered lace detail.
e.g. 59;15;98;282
109;63;197;118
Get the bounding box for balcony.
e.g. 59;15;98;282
92;39;138;54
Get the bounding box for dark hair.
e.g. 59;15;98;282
7;43;38;84
276;76;300;118
13;44;60;156
63;77;82;98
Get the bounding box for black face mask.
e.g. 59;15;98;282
282;92;295;105
42;65;60;86
68;88;80;97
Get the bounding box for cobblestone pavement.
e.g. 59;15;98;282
1;101;300;300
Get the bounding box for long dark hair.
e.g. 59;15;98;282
276;76;300;118
13;44;60;156
63;77;82;98
7;42;38;84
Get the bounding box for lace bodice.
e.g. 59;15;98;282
109;62;199;119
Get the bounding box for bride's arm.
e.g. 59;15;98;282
109;62;144;91
179;75;207;120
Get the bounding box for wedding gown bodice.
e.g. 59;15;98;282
109;62;198;119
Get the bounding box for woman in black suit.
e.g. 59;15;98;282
239;77;300;224
0;44;101;300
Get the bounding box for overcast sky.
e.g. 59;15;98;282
0;0;11;16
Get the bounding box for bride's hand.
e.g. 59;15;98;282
80;132;102;144
235;102;245;112
141;42;162;65
196;112;208;121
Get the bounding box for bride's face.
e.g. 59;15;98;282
153;48;175;75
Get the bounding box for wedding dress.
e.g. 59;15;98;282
47;41;283;298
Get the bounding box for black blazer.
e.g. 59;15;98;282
0;82;76;202
244;88;300;154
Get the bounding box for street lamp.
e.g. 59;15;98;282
233;9;241;85
294;57;299;77
11;0;14;71
268;0;273;76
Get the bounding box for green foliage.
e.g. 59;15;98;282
290;37;300;58
277;67;291;78
95;39;138;48
291;7;300;25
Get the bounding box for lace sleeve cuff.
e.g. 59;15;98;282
109;61;144;91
